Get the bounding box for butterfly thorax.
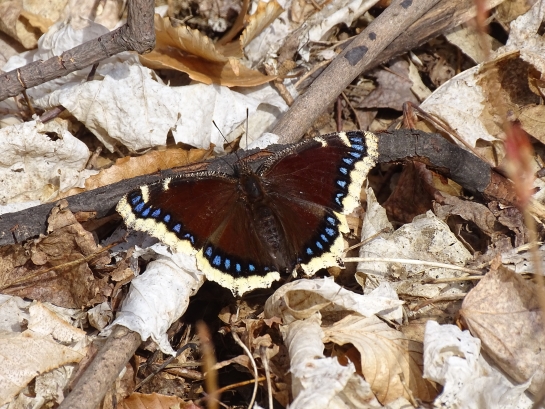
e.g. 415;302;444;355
236;165;291;270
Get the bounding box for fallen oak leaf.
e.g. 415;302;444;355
141;15;276;87
460;262;545;396
323;315;438;404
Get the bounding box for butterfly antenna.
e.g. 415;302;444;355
245;108;249;150
212;120;241;172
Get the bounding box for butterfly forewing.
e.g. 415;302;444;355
118;174;239;254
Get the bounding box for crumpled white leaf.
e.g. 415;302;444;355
102;243;205;355
0;119;95;205
33;57;273;153
264;277;403;324
423;321;533;409
0;302;88;407
282;313;379;409
357;203;472;300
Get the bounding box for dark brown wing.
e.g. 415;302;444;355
117;172;281;295
260;131;379;274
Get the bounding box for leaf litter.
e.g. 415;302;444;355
1;0;545;408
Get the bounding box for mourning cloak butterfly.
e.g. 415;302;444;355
117;131;379;295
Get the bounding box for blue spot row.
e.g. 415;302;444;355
349;136;363;144
351;143;364;152
203;245;269;277
300;214;341;264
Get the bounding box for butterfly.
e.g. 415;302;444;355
117;131;379;295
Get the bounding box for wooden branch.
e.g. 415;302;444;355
0;0;155;101
270;0;494;144
0;130;518;246
58;326;141;409
376;129;517;206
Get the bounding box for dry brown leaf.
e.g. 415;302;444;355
0;330;84;406
61;147;211;197
323;315;438;404
140;15;276;87
0;1;39;49
239;0;284;48
19;9;54;33
0;201;111;308
382;161;437;223
460;264;545;396
518;104;545;144
119;392;199;409
433;194;498;236
357;59;420;111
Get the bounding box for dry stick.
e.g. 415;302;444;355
270;0;440;143
58;325;142;409
259;346;274;409
0;0;155;102
270;0;498;144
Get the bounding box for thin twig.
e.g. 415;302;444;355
135;343;199;390
231;329;259;409
344;227;391;252
344;257;482;275
259;346;274;409
198;322;219;409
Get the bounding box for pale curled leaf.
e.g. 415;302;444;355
423;321;533;409
323;315;437;404
282;313;379;409
239;0;284;48
102;244;205;356
460;265;545;396
0;331;84;406
264;277;403;324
